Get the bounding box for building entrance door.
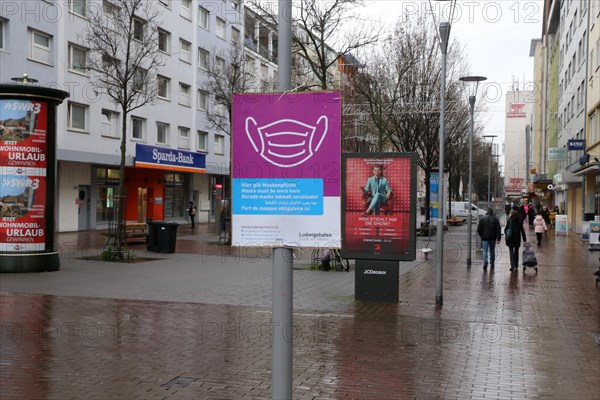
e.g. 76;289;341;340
137;187;148;222
77;185;91;230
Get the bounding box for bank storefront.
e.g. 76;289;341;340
57;145;207;232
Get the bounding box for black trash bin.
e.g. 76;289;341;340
146;220;157;251
155;222;179;253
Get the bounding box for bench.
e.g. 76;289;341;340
102;223;148;243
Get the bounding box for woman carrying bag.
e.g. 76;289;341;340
505;209;527;272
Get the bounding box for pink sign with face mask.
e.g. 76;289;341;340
232;92;341;247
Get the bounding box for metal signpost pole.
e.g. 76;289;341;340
272;0;293;398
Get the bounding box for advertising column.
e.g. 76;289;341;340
0;83;69;272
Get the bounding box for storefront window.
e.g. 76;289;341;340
95;168;120;222
164;172;185;219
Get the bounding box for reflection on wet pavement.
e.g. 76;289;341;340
1;225;599;399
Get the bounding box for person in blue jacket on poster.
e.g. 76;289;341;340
361;165;392;217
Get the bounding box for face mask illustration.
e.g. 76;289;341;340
245;116;328;168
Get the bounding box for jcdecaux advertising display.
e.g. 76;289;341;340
231;92;341;247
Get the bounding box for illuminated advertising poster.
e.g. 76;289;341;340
341;153;416;261
0;99;48;251
231;92;341;247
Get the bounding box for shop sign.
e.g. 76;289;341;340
547;147;566;160
553;173;563;185
0;99;49;252
135;144;206;173
567;139;585;151
506;103;526;118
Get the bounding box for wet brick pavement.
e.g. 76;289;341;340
1;223;599;399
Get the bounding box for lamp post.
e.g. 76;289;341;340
459;75;487;268
482;135;497;209
434;21;451;307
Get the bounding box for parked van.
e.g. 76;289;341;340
450;202;486;221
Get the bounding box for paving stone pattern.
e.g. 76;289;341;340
1;223;599;399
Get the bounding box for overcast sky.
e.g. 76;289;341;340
364;0;545;159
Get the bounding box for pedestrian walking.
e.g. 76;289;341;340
533;212;547;245
518;204;527;224
505;202;511;218
505;209;527;272
187;201;196;229
477;207;502;270
527;204;536;229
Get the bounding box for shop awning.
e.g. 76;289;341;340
572;162;600;177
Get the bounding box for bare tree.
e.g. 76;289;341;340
249;0;381;90
201;45;259;136
350;37;418;151
352;14;473;222
200;44;259;244
82;0;164;254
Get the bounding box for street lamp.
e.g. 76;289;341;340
482;135;497;209
459;75;487;269
435;21;451;307
434;0;454;307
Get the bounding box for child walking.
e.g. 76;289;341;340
533;212;547;246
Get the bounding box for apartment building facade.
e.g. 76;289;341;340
573;1;600;221
0;0;279;232
534;0;599;233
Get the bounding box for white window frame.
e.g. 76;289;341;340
156;122;169;145
216;17;226;39
132;68;146;91
68;43;87;74
67;102;88;132
102;0;120;31
100;109;119;138
214;134;225;155
158;0;170;8
158;29;170;54
179;38;191;63
133;18;144;41
198;48;209;70
199;6;209;30
231;27;240;46
30;29;52;64
197;130;208;152
179;83;191;106
591;111;597;144
180;0;192;19
157;75;170;99
0;19;5;51
178;127;190;149
215;56;225;74
596;39;600;70
69;0;86;17
131;117;145;141
197;90;208;111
